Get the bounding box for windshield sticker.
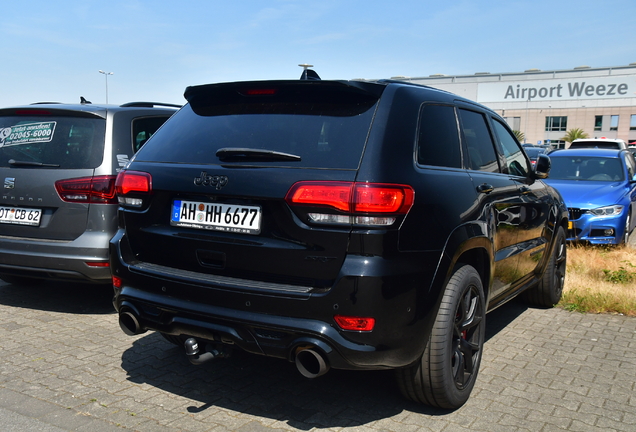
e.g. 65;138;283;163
0;122;57;147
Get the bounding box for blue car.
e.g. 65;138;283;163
544;148;636;245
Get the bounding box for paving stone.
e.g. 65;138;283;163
1;283;635;431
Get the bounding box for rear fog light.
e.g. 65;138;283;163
334;315;375;331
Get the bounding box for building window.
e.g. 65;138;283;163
630;115;636;131
546;116;567;132
504;116;521;132
549;140;566;149
594;115;603;131
610;115;619;131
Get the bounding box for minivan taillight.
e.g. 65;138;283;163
55;175;118;204
285;181;414;227
115;170;152;208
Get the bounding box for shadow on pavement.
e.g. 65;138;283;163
122;333;440;429
119;302;530;427
0;280;115;315
485;298;529;342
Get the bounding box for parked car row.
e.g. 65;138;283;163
9;68;635;410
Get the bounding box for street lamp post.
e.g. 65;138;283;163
98;70;114;104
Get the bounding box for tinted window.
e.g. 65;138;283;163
417;104;461;168
458;109;499;172
0;116;105;169
569;140;622;149
492;119;529;177
135;103;377;169
132;116;172;152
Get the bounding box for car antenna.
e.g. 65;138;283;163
80;96;92;104
299;64;320;81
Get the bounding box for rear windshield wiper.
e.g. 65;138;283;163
216;148;301;162
8;159;60;168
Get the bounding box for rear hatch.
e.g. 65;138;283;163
0;107;108;241
119;80;386;289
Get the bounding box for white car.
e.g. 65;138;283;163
569;138;627;149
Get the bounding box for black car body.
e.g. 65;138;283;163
0;101;178;284
111;74;568;409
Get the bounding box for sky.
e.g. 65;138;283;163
1;0;636;107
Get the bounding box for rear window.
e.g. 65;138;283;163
569;141;621;149
134;82;380;169
0;116;105;169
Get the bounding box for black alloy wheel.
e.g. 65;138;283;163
523;226;567;307
397;264;486;409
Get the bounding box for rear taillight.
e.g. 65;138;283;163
115;170;152;208
285;181;414;227
55;175;117;204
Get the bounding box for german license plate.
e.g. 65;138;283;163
170;200;261;234
0;206;42;226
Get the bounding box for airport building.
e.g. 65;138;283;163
395;63;636;148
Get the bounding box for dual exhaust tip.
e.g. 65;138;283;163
118;308;330;378
295;346;329;378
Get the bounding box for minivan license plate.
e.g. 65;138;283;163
170;200;261;235
0;206;42;226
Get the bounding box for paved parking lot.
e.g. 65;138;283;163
0;280;635;432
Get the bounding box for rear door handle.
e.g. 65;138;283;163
476;183;494;194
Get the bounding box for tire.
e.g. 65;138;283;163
396;264;486;409
523;226;566;307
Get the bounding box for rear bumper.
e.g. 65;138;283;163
0;230;113;283
115;287;382;371
110;233;441;371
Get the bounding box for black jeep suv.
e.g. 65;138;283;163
111;71;568;409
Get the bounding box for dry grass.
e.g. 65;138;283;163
560;244;636;316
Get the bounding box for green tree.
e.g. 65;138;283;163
560;128;589;143
512;130;525;143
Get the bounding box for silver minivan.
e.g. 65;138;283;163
0;101;178;285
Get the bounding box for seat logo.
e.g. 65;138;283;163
4;177;15;189
194;172;229;189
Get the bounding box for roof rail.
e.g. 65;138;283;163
120;102;182;108
31;102;61;105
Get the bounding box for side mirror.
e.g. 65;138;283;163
534;154;551;179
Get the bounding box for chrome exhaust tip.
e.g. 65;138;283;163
118;310;145;336
295;347;330;378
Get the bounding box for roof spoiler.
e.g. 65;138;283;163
120;102;182;109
